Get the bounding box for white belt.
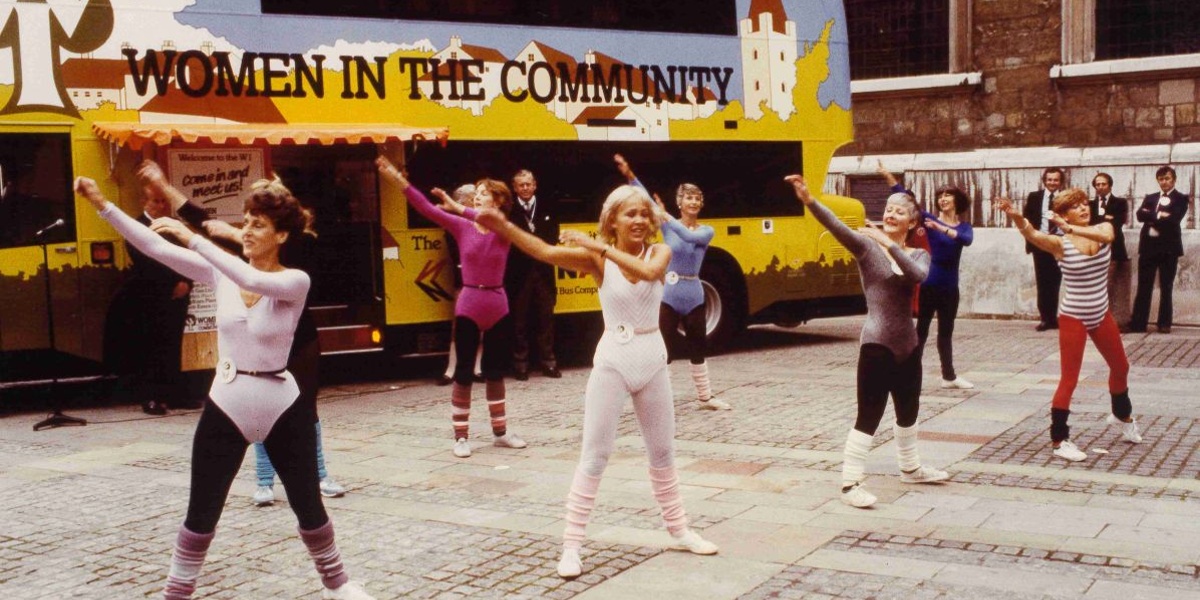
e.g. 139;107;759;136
606;323;660;344
665;271;698;285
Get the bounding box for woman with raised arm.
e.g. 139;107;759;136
877;164;975;389
135;161;347;508
75;176;373;600
787;175;948;509
474;183;718;579
375;157;526;458
996;189;1142;462
614;154;730;410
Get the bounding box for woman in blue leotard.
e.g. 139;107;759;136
616;154;730;410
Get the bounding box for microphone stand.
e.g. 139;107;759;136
33;225;87;431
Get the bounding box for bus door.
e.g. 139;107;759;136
269;144;385;355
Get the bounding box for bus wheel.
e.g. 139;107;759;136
699;259;745;351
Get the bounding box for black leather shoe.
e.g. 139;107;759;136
514;370;529;381
1035;322;1052;332
473;373;485;383
1158;326;1171;334
142;400;168;416
542;366;562;379
1123;325;1147;333
435;375;453;386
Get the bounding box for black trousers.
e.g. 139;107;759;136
1032;249;1061;327
1131;253;1179;329
184;397;327;534
453;314;514;384
855;344;922;435
659;303;707;364
510;273;556;370
916;286;959;381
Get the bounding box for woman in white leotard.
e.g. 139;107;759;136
475;184;718;580
75;177;373;600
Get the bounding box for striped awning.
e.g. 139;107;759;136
92;122;448;150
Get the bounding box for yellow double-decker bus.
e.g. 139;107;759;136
0;0;864;384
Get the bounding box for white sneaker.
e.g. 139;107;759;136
252;485;275;506
1053;440;1087;462
322;581;375;600
320;477;346;498
1106;414;1143;444
672;529;718;555
940;377;975;389
453;438;472;458
556;548;582;579
840;483;876;508
900;465;950;484
698;398;732;410
493;433;528;449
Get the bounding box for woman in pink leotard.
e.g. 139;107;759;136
376;157;527;459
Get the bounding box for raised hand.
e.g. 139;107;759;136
784;174;814;205
136;160;168;189
613;153;634;182
375;156;409;190
473;207;508;231
558;229;599;251
149;216;195;246
74;176;107;210
858;224;893;246
202;219;241;242
994;197;1018;217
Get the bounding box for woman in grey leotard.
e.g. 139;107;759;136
787;175;950;509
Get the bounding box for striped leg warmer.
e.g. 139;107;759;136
486;379;507;437
298;520;350;591
451;383;472;440
162;525;214;600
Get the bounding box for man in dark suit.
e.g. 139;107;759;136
1129;165;1189;334
1023;167;1065;331
105;185;192;414
1089;172;1131;322
506;169;561;380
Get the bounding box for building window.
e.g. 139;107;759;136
1095;0;1200;60
847;0;948;79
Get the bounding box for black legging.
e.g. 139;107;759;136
184;396;327;534
659;303;707;364
289;334;320;425
854;343;922;434
916;285;960;381
453;314;514;385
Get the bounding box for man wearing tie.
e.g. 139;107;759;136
1022;167;1065;331
1129;165;1189;334
506;169;561;380
1089;173;1131;322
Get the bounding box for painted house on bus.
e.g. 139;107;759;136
416;36;507;116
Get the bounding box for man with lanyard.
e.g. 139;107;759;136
506;169;561;380
1022;167;1065;331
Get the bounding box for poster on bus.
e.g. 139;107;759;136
167;149;266;223
168;148;265;333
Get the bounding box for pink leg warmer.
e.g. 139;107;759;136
562;468;602;550
162;525;214;600
298;520;350;591
648;465;688;535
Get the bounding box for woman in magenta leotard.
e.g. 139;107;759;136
376;157;527;458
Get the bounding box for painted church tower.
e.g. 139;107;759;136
740;0;797;120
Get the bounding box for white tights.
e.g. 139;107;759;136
577;361;676;477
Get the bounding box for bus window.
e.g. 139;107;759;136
403;140;805;226
260;0;737;35
0;134;74;249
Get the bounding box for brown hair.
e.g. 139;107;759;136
1051;188;1089;215
244;177;308;241
475;178;513;215
934;185;970;215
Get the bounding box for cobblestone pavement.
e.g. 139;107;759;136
0;318;1197;599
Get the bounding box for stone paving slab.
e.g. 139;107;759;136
2;318;1199;598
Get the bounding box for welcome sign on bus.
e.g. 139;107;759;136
167;149;266;223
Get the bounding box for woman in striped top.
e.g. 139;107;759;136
997;189;1142;463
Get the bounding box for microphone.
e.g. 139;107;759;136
35;218;65;237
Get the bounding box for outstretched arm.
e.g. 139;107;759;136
186;234;310;301
661;218;714;246
996;197;1063;258
376;156;468;233
76;177;215;285
1048;213;1115;244
559;230;671;283
785;174;870;257
474;208;597;276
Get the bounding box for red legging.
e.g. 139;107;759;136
1051;312;1129;411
